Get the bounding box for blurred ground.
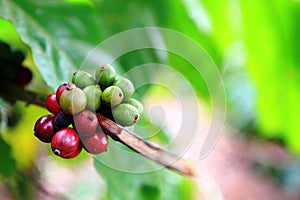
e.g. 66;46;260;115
158;98;300;200
202;131;300;200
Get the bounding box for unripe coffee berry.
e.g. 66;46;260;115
82;131;108;154
45;93;62;115
34;114;56;143
59;85;87;115
95;64;116;90
56;82;75;104
83;85;102;111
112;103;139;126
72;70;95;89
127;98;144;114
51;128;82;159
73;110;99;138
113;77;134;101
102;86;123;107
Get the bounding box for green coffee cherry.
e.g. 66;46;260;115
72;70;95;89
95;64;116;90
112;103;139;126
83;85;102;111
60;85;87;115
127;98;143;114
102;86;123;107
113;77;134;101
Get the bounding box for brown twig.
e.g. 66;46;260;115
97;114;197;177
0;83;46;107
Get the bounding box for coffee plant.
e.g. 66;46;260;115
34;65;143;159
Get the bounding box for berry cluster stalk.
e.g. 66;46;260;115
97;114;197;177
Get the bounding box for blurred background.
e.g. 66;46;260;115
0;0;300;199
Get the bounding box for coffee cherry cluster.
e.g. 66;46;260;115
0;41;32;87
34;64;143;159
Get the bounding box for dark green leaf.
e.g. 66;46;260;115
0;0;101;89
0;136;17;177
94;156;195;200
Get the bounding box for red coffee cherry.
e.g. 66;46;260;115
82;131;108;154
51;128;82;159
73;110;99;138
53;112;73;130
55;82;75;104
45;93;62;115
14;66;32;87
34;114;56;143
65;143;83;159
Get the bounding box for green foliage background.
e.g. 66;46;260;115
0;0;299;199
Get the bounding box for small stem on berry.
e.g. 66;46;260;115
53;149;61;156
97;114;197;178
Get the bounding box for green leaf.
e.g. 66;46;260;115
94;156;195;200
239;0;300;152
0;136;17;177
0;0;100;90
0;99;17;177
93;121;195;200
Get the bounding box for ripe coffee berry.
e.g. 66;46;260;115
34;114;56;143
53;112;73;130
82;131;108;154
65;144;82;159
55;82;75;104
14;66;33;87
51;128;82;159
45;93;62;115
73;110;99;138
